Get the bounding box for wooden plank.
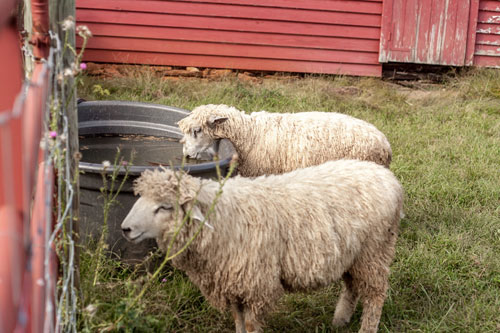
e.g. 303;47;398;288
476;22;500;34
425;0;447;63
476;32;500;45
474;54;500;66
80;36;380;64
478;10;500;23
379;0;420;63
76;9;382;38
478;0;500;12
126;0;384;13
82;49;383;76
81;23;381;52
415;0;431;63
465;0;480;65
441;0;471;65
378;0;393;62
76;0;382;25
475;43;500;55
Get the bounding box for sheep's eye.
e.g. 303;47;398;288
192;127;201;138
155;205;173;214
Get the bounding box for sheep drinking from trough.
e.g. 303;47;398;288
177;104;393;177
121;159;404;333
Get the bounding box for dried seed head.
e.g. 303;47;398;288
61;16;75;31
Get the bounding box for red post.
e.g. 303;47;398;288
0;12;24;211
30;161;54;333
30;0;50;60
0;2;27;331
0;206;24;333
1;0;56;330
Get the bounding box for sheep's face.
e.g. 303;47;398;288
179;125;218;160
121;197;172;243
121;197;206;244
178;115;228;161
122;169;206;243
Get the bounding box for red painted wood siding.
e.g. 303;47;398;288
474;0;500;67
379;0;477;66
76;0;383;77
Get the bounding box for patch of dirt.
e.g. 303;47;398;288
85;63;127;77
386;82;459;102
327;86;361;96
403;90;443;101
84;63;303;83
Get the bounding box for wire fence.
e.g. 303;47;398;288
0;7;80;332
45;29;79;332
18;27;80;332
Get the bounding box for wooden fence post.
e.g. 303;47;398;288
49;0;80;290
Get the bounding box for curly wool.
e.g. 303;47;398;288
134;159;403;331
177;104;393;177
134;169;200;204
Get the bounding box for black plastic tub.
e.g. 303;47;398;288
78;101;235;263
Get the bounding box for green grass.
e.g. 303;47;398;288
78;67;500;332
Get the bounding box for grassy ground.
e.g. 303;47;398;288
78;68;500;332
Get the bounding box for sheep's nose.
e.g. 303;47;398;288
122;227;132;237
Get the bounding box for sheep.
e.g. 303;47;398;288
121;159;404;333
177;104;392;177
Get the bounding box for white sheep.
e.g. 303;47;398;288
177;104;392;177
121;159;404;333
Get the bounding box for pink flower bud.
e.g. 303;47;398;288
80;63;87;70
49;131;57;138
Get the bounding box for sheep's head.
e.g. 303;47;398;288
177;104;236;160
121;169;204;244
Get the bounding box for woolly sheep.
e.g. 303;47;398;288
177;104;392;177
121;159;404;333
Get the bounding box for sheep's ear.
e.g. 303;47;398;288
207;116;228;128
190;205;205;223
182;202;205;222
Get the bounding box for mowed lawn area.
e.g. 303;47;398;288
78;68;500;332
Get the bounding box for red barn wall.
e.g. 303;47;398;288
76;0;383;77
474;0;500;67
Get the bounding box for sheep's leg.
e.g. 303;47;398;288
359;293;386;333
332;272;360;327
230;303;246;333
243;307;262;333
350;258;390;333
